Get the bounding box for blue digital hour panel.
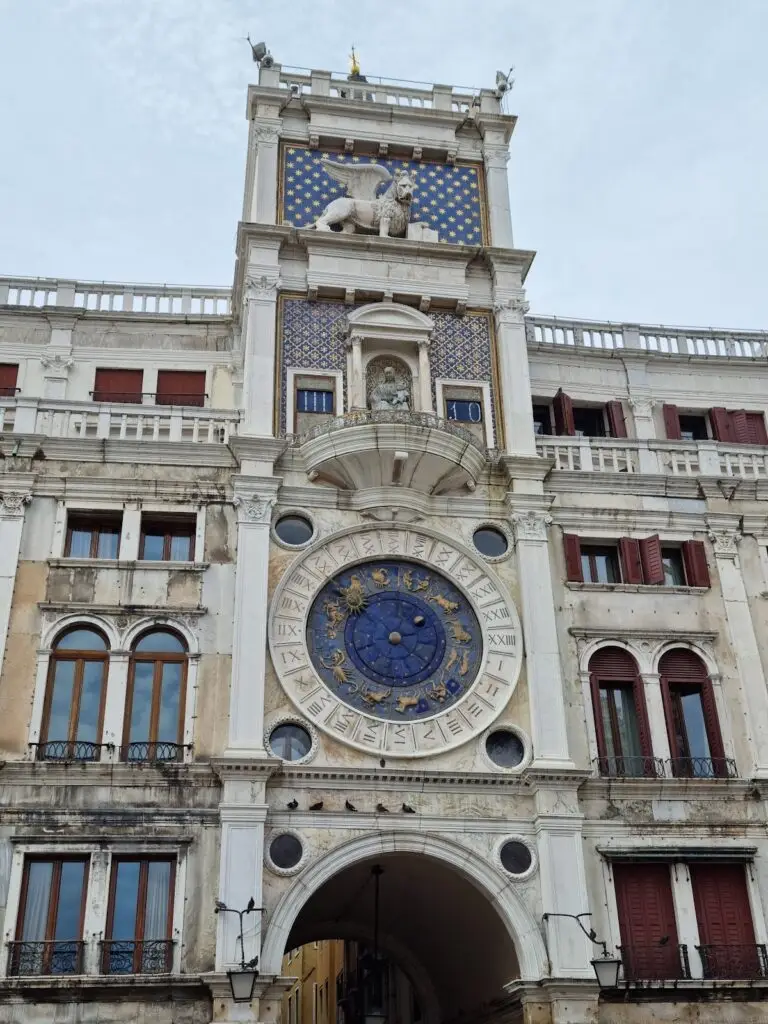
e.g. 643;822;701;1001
306;560;482;721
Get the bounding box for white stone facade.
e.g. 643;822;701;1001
0;60;767;1024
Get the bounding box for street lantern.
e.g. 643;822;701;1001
542;912;622;990
215;899;263;1003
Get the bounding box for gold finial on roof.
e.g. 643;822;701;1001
349;46;361;77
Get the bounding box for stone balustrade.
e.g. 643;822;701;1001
0;397;238;443
537;436;768;480
0;276;231;316
527;315;768;359
277;68;485;114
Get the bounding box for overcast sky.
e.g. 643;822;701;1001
1;0;766;329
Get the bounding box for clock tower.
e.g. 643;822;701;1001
215;54;592;1024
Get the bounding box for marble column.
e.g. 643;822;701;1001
228;478;280;755
482;142;514;249
707;520;768;776
348;337;364;410
246;120;283;225
509;507;573;767
0;490;32;675
494;300;537;456
417;339;433;413
242;275;280;436
639;672;672;763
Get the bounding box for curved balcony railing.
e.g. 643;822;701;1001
294;409;488;456
30;740;113;762
667;756;738;779
595;755;665;779
121;741;190;763
101;939;174;975
7;940;84;976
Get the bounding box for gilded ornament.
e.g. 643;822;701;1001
396;694;419;713
319;649;350;685
339;574;368;614
430;593;459;614
371;567;390;587
447;620;471;644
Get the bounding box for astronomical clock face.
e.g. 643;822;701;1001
269;526;522;758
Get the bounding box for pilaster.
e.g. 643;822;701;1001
227;478;281;755
707;517;768;776
0;486;32;675
242;273;280;435
482;142;514;249
670;863;703;979
494;298;536;456
640;672;673;762
509;505;573;767
247;119;283;225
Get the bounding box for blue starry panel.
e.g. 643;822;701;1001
281;146;486;245
280;298;497;441
306;560;482;722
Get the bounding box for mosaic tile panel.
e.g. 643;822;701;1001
280;298;496;442
281;146;486;245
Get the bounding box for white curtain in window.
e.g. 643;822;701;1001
21;862;52;941
144;861;171;940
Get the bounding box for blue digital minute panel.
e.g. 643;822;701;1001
306;560;482;721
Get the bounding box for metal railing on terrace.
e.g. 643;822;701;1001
0;276;231;316
527;315;768;359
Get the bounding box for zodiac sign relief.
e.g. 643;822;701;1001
402;568;429;592
447;619;472;644
371;567;390;587
340;575;368;614
349;682;392;706
323;599;347;639
396;694;420;713
319;649;350;686
430;592;460;614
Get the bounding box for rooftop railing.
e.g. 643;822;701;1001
0;276;231;316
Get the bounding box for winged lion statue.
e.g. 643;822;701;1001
310;158;415;237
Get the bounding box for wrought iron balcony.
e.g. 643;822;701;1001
697;943;768;980
120;741;190;763
30;740;113;762
667;756;738;779
595;755;665;779
7;940;84;976
619;943;691;982
295;409;489;494
100;939;174;975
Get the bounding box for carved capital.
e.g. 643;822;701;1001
40;352;74;374
245;275;280;305
494;297;530;324
629;397;655;419
510;509;552;542
252;121;282;146
483;145;510;169
233;494;276;525
708;528;741;558
0;492;32;517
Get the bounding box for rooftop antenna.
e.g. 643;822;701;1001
246;36;274;68
495;67;515;98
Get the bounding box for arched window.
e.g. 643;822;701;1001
589;647;654;777
39;627;109;761
659;648;727;778
123;630;188;762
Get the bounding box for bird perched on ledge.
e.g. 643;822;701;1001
309;800;324;811
287;799;298;810
402;803;416;814
345;799;358;812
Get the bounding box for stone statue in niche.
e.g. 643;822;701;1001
367;359;412;412
311;159;415;238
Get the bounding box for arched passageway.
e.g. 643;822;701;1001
263;835;547;1024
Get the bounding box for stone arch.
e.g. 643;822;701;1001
260;830;548;982
579;636;646;674
652;639;719;677
121;615;200;655
41;612;119;651
365;354;413;411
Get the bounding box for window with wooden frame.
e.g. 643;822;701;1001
10;856;89;976
664;404;768;445
123;630;188;762
139;514;195;562
551;389;627;438
613;862;684;981
103;856;176;974
659;648;728;778
690;863;761;979
92;368;144;404
564;534;710;587
39;627;109;762
0;362;19;397
155;370;206;407
65;512;122;559
589;647;654;777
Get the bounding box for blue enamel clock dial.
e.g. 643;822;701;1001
306;560;482;721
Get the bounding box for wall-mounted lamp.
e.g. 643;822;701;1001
542;912;622;989
215;898;264;1002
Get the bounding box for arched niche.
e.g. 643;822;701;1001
346;302;434;412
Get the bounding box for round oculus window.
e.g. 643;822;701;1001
485;729;525;769
473;527;508;558
274;514;314;546
268;723;312;761
500;840;533;875
306;559;482;721
269;833;303;870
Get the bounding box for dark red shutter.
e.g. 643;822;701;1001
589;647;651;760
710;407;733;442
563;534;583;582
0;363;18;397
614;863;680;980
692;868;757;954
553;389;575;436
662;404;682;440
94;368;143;404
745;412;768;446
156;370;206;407
659;649;725;771
730;410;750;444
619;537;643;584
701;678;726;766
682;540;710;588
639;535;664;585
606;401;628;438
